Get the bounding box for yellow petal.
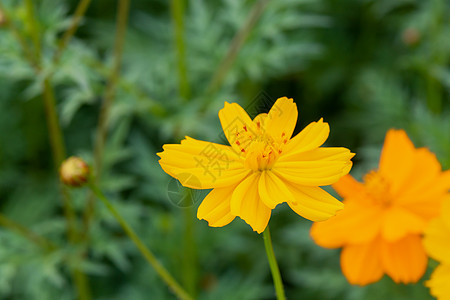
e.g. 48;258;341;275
197;186;236;227
272;160;352;186
284;183;344;222
158;137;249;189
423;217;450;264
379;234;427;284
264;97;298;141
378;129;415;195
280;147;354;163
310;198;384;248
230;172;271;233
340;239;384;286
381;206;426;241
282;118;330;155
258;171;293;209
332;174;365;199
426;264;450;300
218;102;256;154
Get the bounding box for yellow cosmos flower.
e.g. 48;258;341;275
311;129;450;285
158;97;354;233
423;199;450;300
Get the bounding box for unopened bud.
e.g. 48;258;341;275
60;157;90;187
402;28;420;46
0;9;5;26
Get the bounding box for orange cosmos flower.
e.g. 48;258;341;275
158;97;354;233
311;129;450;285
423;199;450;300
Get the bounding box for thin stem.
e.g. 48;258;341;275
206;0;270;94
0;213;55;250
263;226;286;300
181;192;197;297
53;0;92;65
94;0;130;175
24;0;42;62
88;182;193;300
170;0;190;101
84;0;131;247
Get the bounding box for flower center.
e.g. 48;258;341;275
363;171;392;206
232;122;286;171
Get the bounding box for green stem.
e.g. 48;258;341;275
170;0;190;101
88;182;193;300
94;0;130;175
85;0;131;241
263;226;286;300
181;191;197;297
206;0;270;94
53;0;92;64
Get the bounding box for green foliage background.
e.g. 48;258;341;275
0;0;449;299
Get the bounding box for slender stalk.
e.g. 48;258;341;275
206;0;270;94
0;213;55;250
88;182;193;300
170;0;190;101
53;0;92;64
24;0;42;62
263;226;286;300
94;0;131;175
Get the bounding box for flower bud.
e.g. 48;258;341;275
59;157;90;187
402;28;420;46
0;9;5;26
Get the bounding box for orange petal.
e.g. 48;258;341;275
310;198;384;248
423;217;450;264
264;97;298;141
426;264;450;300
379;234;427;284
197;186;237;227
230;172;271;233
378;129;415;195
332;174;365;199
218;102;256;154
340;239;384;286
158;137;249;189
284;183;344;222
381;206;426;241
282;118;330;155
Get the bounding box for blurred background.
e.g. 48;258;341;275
0;0;449;299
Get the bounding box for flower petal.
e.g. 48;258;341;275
282;118;330;155
279;147;355;164
381;206;426;241
379;234;427;284
230;172;271;233
284;183;344;222
272;160;352;186
378;129;415;195
158;137;249;189
310;198;384;248
218;102;257;154
258;171;292;209
264;97;298;141
423;217;450;264
332;174;365;199
426;264;450;300
197;186;236;227
340;239;384;286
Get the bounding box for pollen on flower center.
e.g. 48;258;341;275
235;126;284;171
363;171;392;206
